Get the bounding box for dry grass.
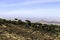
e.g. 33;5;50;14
0;24;59;40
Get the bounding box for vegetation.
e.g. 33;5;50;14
0;18;59;40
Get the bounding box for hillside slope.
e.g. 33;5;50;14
0;24;59;40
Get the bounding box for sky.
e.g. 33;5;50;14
0;0;60;20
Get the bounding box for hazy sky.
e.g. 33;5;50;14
0;0;60;19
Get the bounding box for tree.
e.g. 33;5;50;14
8;20;12;23
0;18;3;24
15;18;18;20
18;19;22;25
11;20;18;25
3;19;7;23
25;20;31;28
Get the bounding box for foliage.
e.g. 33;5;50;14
0;18;59;34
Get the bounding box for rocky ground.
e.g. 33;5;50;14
0;24;60;40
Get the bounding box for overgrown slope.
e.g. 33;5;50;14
0;18;59;40
0;24;59;40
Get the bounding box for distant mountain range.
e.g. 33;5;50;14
19;17;60;25
1;17;60;25
37;20;60;25
20;17;60;25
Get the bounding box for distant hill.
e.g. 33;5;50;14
20;17;60;25
36;20;60;25
2;17;60;25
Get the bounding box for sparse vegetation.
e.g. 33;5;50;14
0;18;59;40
